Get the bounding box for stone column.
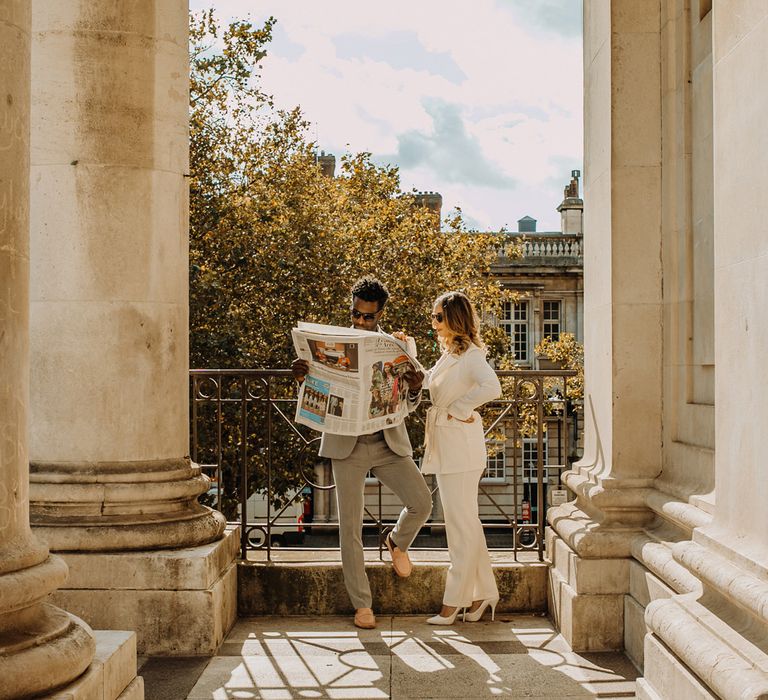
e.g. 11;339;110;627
26;1;236;655
638;4;768;697
546;0;663;651
28;1;224;550
703;0;768;593
0;2;94;696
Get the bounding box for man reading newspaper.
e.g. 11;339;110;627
292;322;421;434
291;276;432;630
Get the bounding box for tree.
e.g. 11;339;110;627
188;10;518;513
535;332;584;407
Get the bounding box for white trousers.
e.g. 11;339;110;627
436;468;499;608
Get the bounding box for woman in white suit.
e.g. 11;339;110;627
421;291;502;624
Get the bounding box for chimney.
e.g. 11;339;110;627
517;215;537;233
413;191;443;225
557;169;583;235
317;150;336;178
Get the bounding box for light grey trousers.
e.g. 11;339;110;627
332;433;432;609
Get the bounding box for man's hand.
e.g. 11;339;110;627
403;368;424;393
291;358;309;384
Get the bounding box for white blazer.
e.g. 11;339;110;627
421;344;501;475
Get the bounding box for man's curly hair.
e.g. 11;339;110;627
350;276;389;310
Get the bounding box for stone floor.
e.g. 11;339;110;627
139;614;639;699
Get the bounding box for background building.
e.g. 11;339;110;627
492;171;584;369
317;174;585;530
480;173;584;528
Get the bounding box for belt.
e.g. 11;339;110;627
423;405;448;466
357;430;385;443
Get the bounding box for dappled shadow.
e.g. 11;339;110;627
184;615;637;699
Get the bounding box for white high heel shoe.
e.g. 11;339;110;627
427;607;466;625
463;597;499;622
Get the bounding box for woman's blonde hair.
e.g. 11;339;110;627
435;291;485;355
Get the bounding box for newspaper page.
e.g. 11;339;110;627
292;322;421;436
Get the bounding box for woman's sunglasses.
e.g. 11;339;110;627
431;312;444;323
350;308;380;321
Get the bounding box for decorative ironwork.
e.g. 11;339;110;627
190;368;579;562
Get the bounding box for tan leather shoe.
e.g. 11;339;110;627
354;607;376;629
385;531;412;578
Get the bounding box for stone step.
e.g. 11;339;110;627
46;628;142;700
238;557;548;615
639;633;716;700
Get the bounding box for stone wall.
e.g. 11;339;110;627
548;2;768;697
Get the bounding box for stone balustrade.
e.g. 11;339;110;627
494;233;583;265
521;235;583;259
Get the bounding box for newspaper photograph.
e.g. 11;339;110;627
292;322;421;436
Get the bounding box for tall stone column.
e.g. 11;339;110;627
28;2;224;549
26;1;236;654
546;0;663;651
0;1;94;696
637;3;768;697
704;0;768;602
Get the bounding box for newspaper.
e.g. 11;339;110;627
292;322;422;435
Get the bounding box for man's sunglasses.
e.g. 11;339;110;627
350;308;380;322
431;312;444;323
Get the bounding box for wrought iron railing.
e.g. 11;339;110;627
190;369;578;561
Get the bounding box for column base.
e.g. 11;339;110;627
0;546;97;700
638;539;768;700
33;508;227;553
546;525;630;651
48;526;239;655
616;552;689;672
45;630;143;700
0;606;94;700
637;632;716;700
30;458;227;552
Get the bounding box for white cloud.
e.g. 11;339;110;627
190;0;583;230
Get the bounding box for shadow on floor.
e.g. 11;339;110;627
139;657;211;700
142;614;639;699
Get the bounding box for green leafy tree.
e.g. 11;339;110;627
535;332;584;407
188;11;519;514
483;332;583;464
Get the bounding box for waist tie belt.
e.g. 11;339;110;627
422;405;449;467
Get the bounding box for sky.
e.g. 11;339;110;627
190;0;583;232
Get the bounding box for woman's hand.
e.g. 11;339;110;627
392;331;411;342
447;414;475;424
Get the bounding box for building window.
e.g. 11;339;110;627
484;442;506;481
522;437;548;482
501;301;529;362
542;300;561;341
